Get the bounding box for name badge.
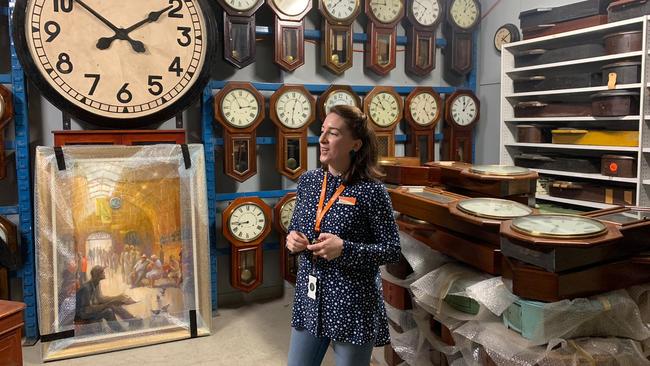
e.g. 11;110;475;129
308;275;318;300
337;196;356;205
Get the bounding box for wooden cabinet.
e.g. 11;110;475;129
52;130;186;147
0;300;25;366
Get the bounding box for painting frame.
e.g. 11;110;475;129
34;145;211;361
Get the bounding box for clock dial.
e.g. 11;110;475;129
511;215;607;239
324;90;356;115
271;0;311;17
411;0;440;26
470;165;530;176
221;88;261;128
275;89;313;129
449;0;479;30
494;27;512;49
457;198;532;220
323;0;359;20
16;0;214;127
225;0;259;11
369;92;400;127
369;0;403;23
450;94;478;126
229;203;268;242
279;197;296;231
409;92;438;126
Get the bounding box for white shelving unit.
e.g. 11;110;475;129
500;16;650;208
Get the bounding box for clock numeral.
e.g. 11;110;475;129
177;27;192;47
44;21;61;42
56;53;73;74
168;57;183;77
53;0;73;13
84;74;100;96
147;75;164;96
117;83;133;104
168;0;183;18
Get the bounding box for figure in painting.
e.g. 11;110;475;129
167;255;181;286
74;265;141;332
131;254;151;288
145;254;163;288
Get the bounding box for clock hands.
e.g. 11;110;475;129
74;0;146;52
96;5;174;53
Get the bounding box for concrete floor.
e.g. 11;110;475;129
22;285;387;366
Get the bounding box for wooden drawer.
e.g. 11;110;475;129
382;278;412;310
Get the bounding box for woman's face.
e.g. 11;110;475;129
319;113;361;169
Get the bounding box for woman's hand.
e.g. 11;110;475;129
287;231;310;253
308;232;343;261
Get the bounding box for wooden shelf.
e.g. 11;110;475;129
536;194;619;209
532;168;637;183
506;84;641;98
505;51;643;74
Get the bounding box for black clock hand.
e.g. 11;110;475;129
75;0;146;52
96;5;173;53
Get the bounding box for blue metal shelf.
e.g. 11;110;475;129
0;74;11;84
209;80;457;95
0;7;8;16
215;189;296;202
0;205;18;215
254;26;447;48
212;133;442;146
215;242;280;256
8;3;38;342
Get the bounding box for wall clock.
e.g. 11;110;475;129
267;0;312;71
0;86;13;180
319;0;361;74
222;197;272;292
318;85;361;121
494;23;520;53
13;0;217;128
442;90;479;163
274;192;298;284
404;87;442;164
442;0;481;86
217;0;265;68
270;85;316;180
404;0;443;76
213;82;265;182
363;86;403;157
365;0;405;75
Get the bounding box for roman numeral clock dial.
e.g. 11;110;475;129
363;86;403;158
270;85;315;180
442;90;480;163
405;87;442;163
405;0;442;76
13;0;217;128
318;85;361;122
223;197;272;292
213;82;266;183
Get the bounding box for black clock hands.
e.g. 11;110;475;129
96;5;174;53
75;0;146;52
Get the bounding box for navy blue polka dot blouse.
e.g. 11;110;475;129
288;168;401;346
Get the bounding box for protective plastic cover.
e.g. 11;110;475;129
34;145;211;361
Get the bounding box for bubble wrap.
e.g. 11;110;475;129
409;263;498;321
399;231;453;279
503;290;650;345
34;145;212;361
454;321;650;366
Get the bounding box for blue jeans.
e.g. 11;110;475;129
287;327;375;366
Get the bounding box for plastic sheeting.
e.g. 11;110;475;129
399;231;453;279
34;145;211;361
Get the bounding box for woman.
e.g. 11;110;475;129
286;105;400;366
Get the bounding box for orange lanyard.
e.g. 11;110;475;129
315;173;346;233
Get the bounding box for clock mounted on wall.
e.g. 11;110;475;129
365;0;405;75
319;0;361;74
404;0;443;76
0;86;13;180
442;0;481;86
363;86;403;157
318;85;361;122
216;0;265;68
404;87;442;163
442;90;479;162
267;0;312;71
274;192;298;284
13;0;218;128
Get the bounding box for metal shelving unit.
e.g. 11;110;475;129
500;15;650;209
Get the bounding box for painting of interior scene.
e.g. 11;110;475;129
52;159;193;343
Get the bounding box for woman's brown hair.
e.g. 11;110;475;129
329;105;384;185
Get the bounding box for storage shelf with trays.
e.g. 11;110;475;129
500;16;650;208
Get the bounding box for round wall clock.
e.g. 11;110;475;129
363;86;403;157
457;197;532;220
442;90;479;162
448;0;480;31
510;214;607;239
404;0;442;76
318;85;361;121
404;87;442;163
494;23;520;52
365;0;405;75
13;0;217;128
319;0;361;74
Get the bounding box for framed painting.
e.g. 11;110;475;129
34;145;211;361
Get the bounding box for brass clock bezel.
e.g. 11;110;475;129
444;90;480;129
457;197;533;220
511;214;608;239
363;86;404;131
318;85;361;121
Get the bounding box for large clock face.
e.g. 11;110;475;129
221;88;261;128
275;89;313;129
271;0;311;17
369;0;403;23
511;215;607;239
368;92;400;127
449;0;479;30
411;0;440;26
14;0;215;128
450;94;478;126
225;0;259;11
228;203;268;242
409;92;438;126
279;197;296;232
323;0;359;20
324;91;357;115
